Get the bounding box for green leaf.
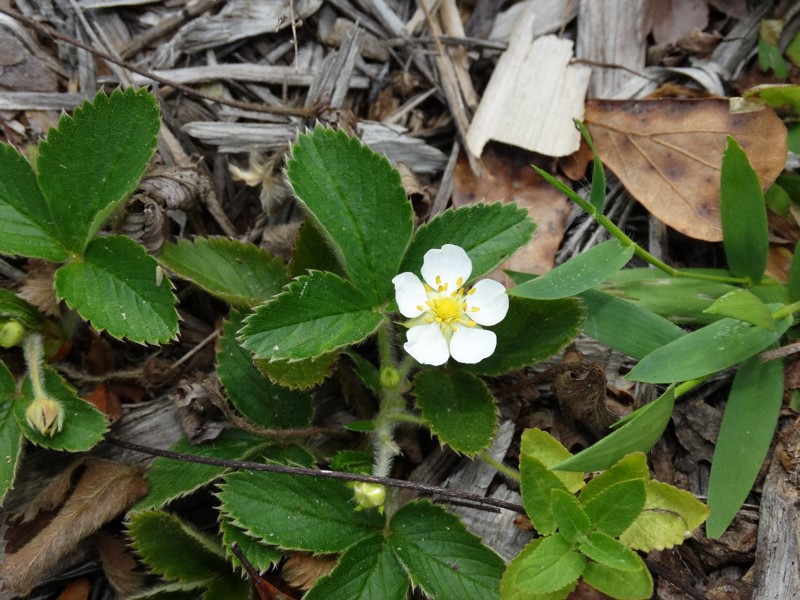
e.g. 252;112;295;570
160;238;287;308
203;575;251;600
414;369;497;455
501;539;577;600
720;136;769;283
15;367;107;451
790;242;800;302
0;289;46;331
219;471;383;553
582;479;646;537
330;450;373;474
551;490;591;543
345;351;381;394
522;429;585;492
239;271;384;361
703;289;775;330
389;500;505;600
400;203;535;281
217;311;312;429
707;354;784;538
219;516;281;573
289;216;347;279
510;240;634;300
305;535;407;600
36;88;160;253
128;510;229;582
553;389;676;472
579;531;641;572
578;453;649;507
581;558;653;600
577;121;607;214
287;126;413;303
465;297;584;377
0;143;68;261
255;353;338;389
511;533;585;594
0;361;22;505
620;480;709;551
55;236;178;344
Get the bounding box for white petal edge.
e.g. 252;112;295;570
404;322;450;366
420;244;472;291
449;327;497;364
392;272;427;318
466;279;509;326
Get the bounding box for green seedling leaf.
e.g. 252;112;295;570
217;311;312;429
743;84;800;114
577;120;607;214
400;203;535;281
620;480;709;551
501;539;578;600
330;450;373;474
389;500;505;600
414;369;497;455
510;239;634;300
720;136;769;284
219;517;281;573
305;535;408;600
0;361;22;505
522;429;585;492
287;126;413;303
790;241;800;302
582;479;646;536
240;271;384;362
626;316;790;383
707;354;783;538
219;471;383;553
133;430;269;512
0;290;45;332
465;297;584;377
551;490;591;543
578;453;649;507
578;531;641;572
0;143;70;261
256;352;338;390
758;38;789;79
159;238;287;308
55;236;178;344
512;533;585;594
553;389;675;472
128;510;228;583
703;288;775;330
37;88;160;253
765;183;791;216
581;555;652;600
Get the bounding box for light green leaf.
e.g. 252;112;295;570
305;535;408;600
389;500;504;600
581;558;652;600
0;361;22;505
414;369;497;455
219;471;383;553
55;235;178;344
510;240;634;300
160;238;287;308
577;121;607;214
512;533;585;594
0;143;69;261
707;354;783;538
255;353;338;389
287;126;413;303
522;429;585;493
551;490;591;543
219;516;281;573
217;311;312;429
582;479;646;537
128;510;228;582
465;297;584;377
743;83;800;113
578;453;649;507
578;532;640;572
239;271;384;362
703;288;775;329
720;136;769;283
37;88;159;253
400;203;535;281
501;539;577;600
620;480;709;551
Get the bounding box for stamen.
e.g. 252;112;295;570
467;288;476;296
435;275;442;285
417;305;424;311
467;319;477;327
426;317;434;323
471;307;480;312
456;277;463;286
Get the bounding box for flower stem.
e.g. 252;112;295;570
23;333;47;399
480;451;520;482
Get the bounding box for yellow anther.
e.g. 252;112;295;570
467;288;476;295
417;305;424;311
435;275;442;285
471;307;480;312
456;277;463;286
467;319;477;327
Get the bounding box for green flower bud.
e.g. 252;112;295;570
353;482;386;513
380;366;400;388
25;395;64;437
0;319;26;348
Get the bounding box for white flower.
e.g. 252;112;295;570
392;244;509;366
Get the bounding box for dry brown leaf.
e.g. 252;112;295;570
56;577;91;600
585;98;787;241
281;552;337;591
0;458;148;596
17;261;60;317
96;535;148;597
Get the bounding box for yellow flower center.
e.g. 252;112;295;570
430;295;465;322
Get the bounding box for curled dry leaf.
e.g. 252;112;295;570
281;551;337;590
584;98;787;241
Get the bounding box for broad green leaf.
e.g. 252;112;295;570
128;510;228;582
219;517;281;573
620;480;709;551
15;367;107;451
132;430;269;512
582;480;646;537
0;143;69;261
510;240;634;300
465;297;584;377
239;271;384;361
522;429;585;492
287;126;413;303
255;353;338;389
160;238;287;308
706;354;783;538
551;490;591;543
345;352;381;394
203;575;251;600
217;311;312;429
305;535;407;600
126;581;208;599
0;361;22;505
0;289;45;331
578;453;649;507
720;136;769;283
581;558;652;600
501;539;577;600
578;532;640;572
553;389;676;472
330;450;373;474
36;88;160;253
414;369;497;455
790;241;800;302
389;500;504;600
703;288;775;330
512;533;585;594
289;216;346;279
400;203;535;281
219;471;383;553
55;236;179;344
577;120;607;214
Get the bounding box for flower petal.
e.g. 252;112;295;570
449;327;497;364
392;272;428;318
466;279;509;326
404;322;450;366
420;244;472;291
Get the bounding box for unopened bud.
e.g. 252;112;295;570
0;320;26;348
25;395;64;437
380;367;400;388
353;482;386;513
